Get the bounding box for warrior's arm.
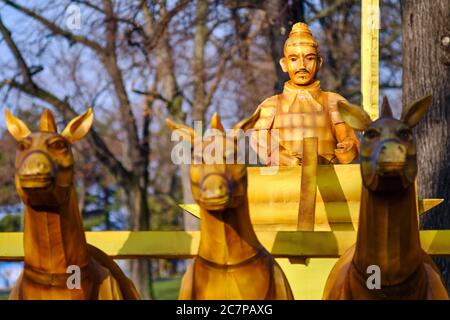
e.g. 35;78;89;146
249;98;299;166
328;94;360;164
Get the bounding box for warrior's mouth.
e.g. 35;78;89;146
19;174;53;188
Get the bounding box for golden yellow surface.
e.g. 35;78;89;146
2;230;449;299
181;165;443;231
361;0;380;120
1;230;450;259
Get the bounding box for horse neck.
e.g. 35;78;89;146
23;186;89;273
198;196;262;265
353;183;423;285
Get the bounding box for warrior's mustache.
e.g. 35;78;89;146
295;69;309;75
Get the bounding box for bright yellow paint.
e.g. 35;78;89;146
1;230;450;260
2;230;449;299
276;258;338;299
180;165;443;230
361;0;380;120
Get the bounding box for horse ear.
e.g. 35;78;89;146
166;117;195;144
401;95;432;128
61;108;94;144
337;101;372;131
380;96;393;118
210;112;225;132
5;108;31;141
40;109;58;132
233;107;261;131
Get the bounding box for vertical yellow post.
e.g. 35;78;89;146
361;0;380;120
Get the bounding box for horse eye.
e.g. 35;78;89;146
363;129;380;140
49;140;67;150
18;141;30;151
398;129;412;141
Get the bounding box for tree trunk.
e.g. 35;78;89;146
401;0;450;292
192;0;209;124
127;182;153;299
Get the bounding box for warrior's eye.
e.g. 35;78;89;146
18;141;30;151
397;128;412;141
48;140;67;151
363;129;380;140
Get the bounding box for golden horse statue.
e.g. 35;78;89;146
5;108;140;300
167;113;293;300
323;96;449;300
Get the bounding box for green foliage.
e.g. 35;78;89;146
152;277;182;300
149;194;184;231
0;214;21;232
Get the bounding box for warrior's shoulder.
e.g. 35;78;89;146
258;95;279;109
253;95;279;129
322;91;348;103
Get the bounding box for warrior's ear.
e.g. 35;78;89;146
317;55;324;71
337;101;372;131
279;57;288;73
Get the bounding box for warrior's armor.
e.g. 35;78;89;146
251;80;359;165
249;22;359;165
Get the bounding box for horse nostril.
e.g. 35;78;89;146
398;145;406;153
381;145;387;152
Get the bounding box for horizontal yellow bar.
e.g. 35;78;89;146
0;230;449;260
179;198;443;230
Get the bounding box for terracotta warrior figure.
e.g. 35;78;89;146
250;22;359;165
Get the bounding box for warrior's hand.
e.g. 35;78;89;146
335;138;354;153
278;153;301;166
269;149;301;166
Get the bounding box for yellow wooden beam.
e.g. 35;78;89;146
179;198;442;231
1;230;450;260
361;0;380;120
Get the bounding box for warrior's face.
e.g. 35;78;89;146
280;43;322;86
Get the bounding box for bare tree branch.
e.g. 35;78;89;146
5;79;131;184
0;16;34;85
306;0;356;23
0;16;131;185
1;0;105;53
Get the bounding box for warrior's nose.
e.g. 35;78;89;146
18;152;53;177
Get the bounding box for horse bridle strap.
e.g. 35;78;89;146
24;263;92;288
197;250;264;270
